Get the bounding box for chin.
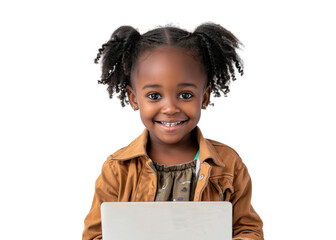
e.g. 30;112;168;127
158;131;194;145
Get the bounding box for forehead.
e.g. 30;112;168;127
131;46;207;87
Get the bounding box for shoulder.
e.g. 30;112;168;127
106;129;148;161
106;146;128;161
102;133;148;173
207;138;241;158
206;138;245;174
99;148;138;182
95;145;134;177
103;146;138;171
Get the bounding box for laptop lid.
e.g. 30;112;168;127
101;201;232;240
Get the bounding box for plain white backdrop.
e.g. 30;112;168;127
0;0;335;239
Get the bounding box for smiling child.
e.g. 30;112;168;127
83;23;264;240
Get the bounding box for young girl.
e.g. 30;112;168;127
83;23;263;240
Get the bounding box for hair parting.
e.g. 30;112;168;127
95;22;244;106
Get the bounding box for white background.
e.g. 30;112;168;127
0;0;335;239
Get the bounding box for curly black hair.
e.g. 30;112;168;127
94;22;244;107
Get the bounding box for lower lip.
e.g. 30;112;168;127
156;121;187;132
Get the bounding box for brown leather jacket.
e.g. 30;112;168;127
83;127;264;240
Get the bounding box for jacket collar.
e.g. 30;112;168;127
111;126;223;166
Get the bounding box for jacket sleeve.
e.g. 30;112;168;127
82;160;119;240
231;160;264;240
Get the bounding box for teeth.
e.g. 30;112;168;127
160;121;181;127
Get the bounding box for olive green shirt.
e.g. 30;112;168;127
153;150;199;201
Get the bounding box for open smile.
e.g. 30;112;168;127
154;120;188;130
159;121;184;127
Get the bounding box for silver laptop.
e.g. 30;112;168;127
101;201;232;240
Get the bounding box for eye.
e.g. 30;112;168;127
147;92;162;100
179;92;193;99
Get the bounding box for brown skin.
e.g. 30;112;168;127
127;46;211;166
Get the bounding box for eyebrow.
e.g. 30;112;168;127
142;84;162;90
142;83;197;90
178;83;197;88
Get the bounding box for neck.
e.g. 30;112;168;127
146;129;199;165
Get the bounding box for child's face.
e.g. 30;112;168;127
127;46;210;146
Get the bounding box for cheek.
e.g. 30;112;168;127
193;109;202;121
139;103;157;121
184;102;202;120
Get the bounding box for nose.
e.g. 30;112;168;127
160;98;181;115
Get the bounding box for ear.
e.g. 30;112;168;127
201;85;211;109
126;85;139;110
